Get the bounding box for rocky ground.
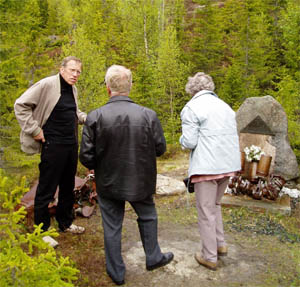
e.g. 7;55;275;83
55;154;299;287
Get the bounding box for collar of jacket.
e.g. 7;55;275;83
107;95;134;104
191;90;218;101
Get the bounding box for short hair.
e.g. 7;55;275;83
105;65;132;95
185;72;215;96
61;56;82;68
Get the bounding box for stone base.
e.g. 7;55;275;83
221;194;291;215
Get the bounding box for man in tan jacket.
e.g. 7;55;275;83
15;56;86;247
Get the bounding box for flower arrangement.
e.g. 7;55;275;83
244;145;265;162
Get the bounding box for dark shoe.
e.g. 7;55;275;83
108;275;125;286
113;279;125;286
146;252;174;271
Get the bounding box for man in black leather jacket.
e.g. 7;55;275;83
79;65;174;286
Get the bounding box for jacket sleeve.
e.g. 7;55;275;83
14;82;43;137
151;112;166;157
79;113;96;170
73;85;87;124
179;106;199;150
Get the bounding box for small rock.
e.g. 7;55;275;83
156;174;186;196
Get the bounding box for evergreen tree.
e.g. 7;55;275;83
0;0;299;152
279;0;300;76
274;0;300;159
0;0;51;148
188;1;225;78
60;0;108;113
154;25;188;143
62;26;107;113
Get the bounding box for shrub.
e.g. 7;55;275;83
0;170;79;287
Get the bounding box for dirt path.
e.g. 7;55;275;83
58;155;299;286
66;195;298;287
119;204;298;287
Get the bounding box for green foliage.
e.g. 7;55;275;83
159;143;185;160
190;0;282;102
61;26;107;113
46;0;75;35
0;0;55;161
279;0;300;73
273;74;300;160
218;63;247;108
1;0;300;161
0;170;79;286
277;0;300;161
1;146;40;182
189;1;226;75
153;25;188;143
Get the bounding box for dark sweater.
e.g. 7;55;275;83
42;74;77;144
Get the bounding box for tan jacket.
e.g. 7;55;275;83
14;73;86;154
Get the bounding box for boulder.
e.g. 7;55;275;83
236;95;299;180
156;174;186;196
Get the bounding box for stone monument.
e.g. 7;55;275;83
236;95;299;180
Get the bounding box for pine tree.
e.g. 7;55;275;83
274;0;300;160
154;25;188;143
188;1;226;78
62;27;107;114
0;0;51;148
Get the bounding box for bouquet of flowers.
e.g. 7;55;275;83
244;145;265;162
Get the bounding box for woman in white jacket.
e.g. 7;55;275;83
180;72;241;270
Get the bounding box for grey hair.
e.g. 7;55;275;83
105;65;132;95
185;72;215;96
61;56;82;68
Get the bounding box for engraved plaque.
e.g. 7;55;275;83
240;115;274;135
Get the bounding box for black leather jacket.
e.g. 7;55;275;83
79;96;166;201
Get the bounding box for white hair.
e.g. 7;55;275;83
105;65;132;96
185;72;215;96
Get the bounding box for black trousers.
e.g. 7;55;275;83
34;142;78;231
98;194;163;283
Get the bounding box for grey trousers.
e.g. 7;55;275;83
195;177;229;263
98;195;163;282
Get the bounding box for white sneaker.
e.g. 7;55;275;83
64;224;85;234
43;235;59;248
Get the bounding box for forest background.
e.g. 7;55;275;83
1;1;300;286
0;0;300;174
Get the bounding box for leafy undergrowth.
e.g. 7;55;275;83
0;172;79;287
